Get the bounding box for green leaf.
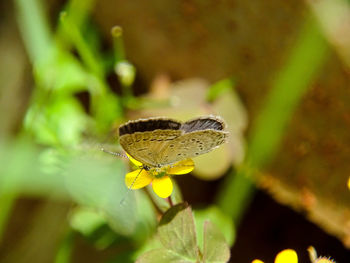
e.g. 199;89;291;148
194;206;235;250
202;221;230;263
69;206;138;250
64;155;137;236
34;48;89;94
136;248;194;263
137;204;232;263
24;97;87;146
46;98;86;145
0;140;67;197
158;203;199;261
64;153;156;240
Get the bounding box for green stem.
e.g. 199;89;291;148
59;10;123;126
111;26;126;63
59;12;104;80
62;0;95;30
111;26;136;103
168;196;174;207
217;15;329;223
15;0;52;63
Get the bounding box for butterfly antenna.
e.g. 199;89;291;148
120;167;144;205
101;147;128;159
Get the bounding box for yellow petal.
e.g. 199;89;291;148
348;176;350;190
152;176;173;198
275;249;298;263
126;153;143;167
167;159;195;175
252;260;264;263
125;169;152;189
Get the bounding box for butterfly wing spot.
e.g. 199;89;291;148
165;135;178;140
142;134;151;140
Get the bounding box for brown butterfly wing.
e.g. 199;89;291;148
119;116;228;167
119;130;182;167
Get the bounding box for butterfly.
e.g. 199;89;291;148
118;115;228;169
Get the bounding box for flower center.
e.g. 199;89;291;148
149;167;169;178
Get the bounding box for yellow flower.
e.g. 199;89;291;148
125;154;194;198
252;249;298;263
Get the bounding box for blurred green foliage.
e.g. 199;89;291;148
4;0;156;261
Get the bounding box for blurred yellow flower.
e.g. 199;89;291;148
252;249;298;263
347;177;350;190
125;154;194;198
